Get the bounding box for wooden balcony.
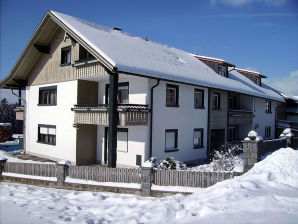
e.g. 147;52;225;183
229;109;254;118
14;106;24;121
71;104;150;126
73;60;108;79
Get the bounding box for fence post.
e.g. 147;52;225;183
56;160;70;185
141;166;153;196
242;131;262;172
0;158;7;178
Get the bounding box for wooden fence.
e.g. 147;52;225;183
69;166;141;183
2;162;241;188
154;170;241;188
4;162;56;177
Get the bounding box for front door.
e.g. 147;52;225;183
210;129;225;156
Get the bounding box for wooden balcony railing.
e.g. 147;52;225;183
229;109;254;118
71;104;150;126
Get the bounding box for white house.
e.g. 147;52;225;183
0;11;283;167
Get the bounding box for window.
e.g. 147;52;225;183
79;45;95;61
193;129;203;149
212;93;220;110
265;126;271;139
265;100;271;113
38;124;56;145
229;96;236;110
166;84;179;107
61;46;71;66
165;129;178;152
136;155;142;166
117;128;128;152
105;82;129;104
39;86;57;105
219;65;227;77
194;89;204;109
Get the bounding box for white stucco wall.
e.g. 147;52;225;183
253;97;277;139
25;80;78;163
151;81;208;163
96;74;150;167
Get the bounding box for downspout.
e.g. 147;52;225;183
149;79;160;159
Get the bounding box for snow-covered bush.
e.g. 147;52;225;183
209;144;242;171
157;157;187;170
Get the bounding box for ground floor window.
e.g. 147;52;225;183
193;128;204;149
265;126;271;139
117;128;128;152
165;129;178;152
37;124;56;145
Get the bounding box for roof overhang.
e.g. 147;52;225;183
193;54;235;67
0;11;114;89
235;68;267;78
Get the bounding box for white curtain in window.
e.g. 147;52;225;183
117;131;128;152
194;130;201;145
48;128;56;135
166;132;175;148
40;127;48;134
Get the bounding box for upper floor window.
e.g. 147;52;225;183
165;129;178;152
212;93;220;110
79;45;95;61
61;46;71;66
193;128;203;149
194;89;204;109
229;96;236;110
265;100;271;113
265;126;271;139
166;84;179;107
219;65;227;77
105;82;129;104
39;86;57;105
38;124;56;145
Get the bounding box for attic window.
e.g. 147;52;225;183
61;46;71;66
219;65;227;77
78;45;95;62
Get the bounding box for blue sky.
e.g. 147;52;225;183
1;0;298;95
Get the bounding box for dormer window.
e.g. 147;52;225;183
219;65;227;77
61;46;71;66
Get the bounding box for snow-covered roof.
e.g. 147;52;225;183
0;123;12;127
51;11;283;102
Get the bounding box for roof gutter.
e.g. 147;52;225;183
149;79;160;159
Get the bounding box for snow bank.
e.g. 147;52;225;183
0;150;54;164
1;148;298;224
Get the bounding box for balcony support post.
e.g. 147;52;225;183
108;70;119;168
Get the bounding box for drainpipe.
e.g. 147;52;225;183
149;79;160;159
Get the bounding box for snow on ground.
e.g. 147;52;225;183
0;150;54;164
1;147;298;224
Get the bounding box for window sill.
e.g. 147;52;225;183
37;141;56;146
37;104;57;106
194;106;205;109
193;145;204;149
166;105;179;108
165;148;179;152
60;63;71;67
